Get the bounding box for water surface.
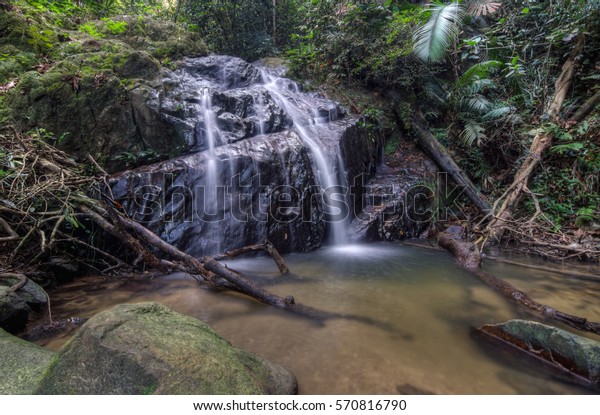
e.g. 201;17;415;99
37;243;600;394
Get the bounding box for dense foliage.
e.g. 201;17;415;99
1;0;598;233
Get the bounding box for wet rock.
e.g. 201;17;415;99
0;328;55;394
183;55;263;88
36;302;297;394
347;159;437;243
476;319;600;388
110;55;377;256
0;286;31;333
0;276;47;311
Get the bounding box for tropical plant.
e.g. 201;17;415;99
412;2;464;63
412;1;503;63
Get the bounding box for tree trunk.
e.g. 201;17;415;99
173;0;183;23
486;34;585;241
272;0;277;46
570;89;600;123
411;111;492;214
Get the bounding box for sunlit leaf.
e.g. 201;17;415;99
413;3;464;63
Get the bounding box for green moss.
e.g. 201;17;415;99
0;328;56;394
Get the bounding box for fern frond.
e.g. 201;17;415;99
460;120;486;146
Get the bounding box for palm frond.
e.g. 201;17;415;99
464;94;492;113
413;2;464;63
483;105;514;120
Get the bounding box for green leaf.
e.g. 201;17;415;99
413;3;464;63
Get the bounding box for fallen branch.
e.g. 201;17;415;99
436;229;600;336
213;239;290;274
484;34;586;242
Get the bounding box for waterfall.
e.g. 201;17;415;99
199;87;223;254
260;73;348;245
112;56;374;256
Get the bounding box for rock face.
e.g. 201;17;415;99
477;319;600;387
36;302;297;394
111;55;377;256
0;328;56;394
347;140;438;242
0;286;31;333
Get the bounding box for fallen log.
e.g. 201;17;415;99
436;230;600;336
411;111;492;215
473;319;600;389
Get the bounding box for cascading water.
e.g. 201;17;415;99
112;55;376;257
260;72;348;245
199;87;223;254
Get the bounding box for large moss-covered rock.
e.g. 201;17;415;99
1;5;208;172
0;286;31;333
0;328;56;394
478;319;600;386
36;302;297;394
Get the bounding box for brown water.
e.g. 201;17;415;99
35;243;600;394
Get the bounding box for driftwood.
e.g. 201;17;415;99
436;230;600;336
0;128;300;314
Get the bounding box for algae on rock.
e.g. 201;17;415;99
0;328;55;394
36;302;298;394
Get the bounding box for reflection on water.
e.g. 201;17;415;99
35;243;600;394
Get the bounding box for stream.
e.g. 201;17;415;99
33;243;600;394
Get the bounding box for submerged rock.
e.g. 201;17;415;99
0;328;55;394
0;286;31;333
476;319;600;388
36;302;297;394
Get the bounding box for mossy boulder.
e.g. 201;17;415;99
478;319;600;386
5;46;186;172
0;286;31;334
36;302;297;394
1;6;208;172
0;328;56;394
96;16;208;60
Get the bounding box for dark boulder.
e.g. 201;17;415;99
0;286;31;333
